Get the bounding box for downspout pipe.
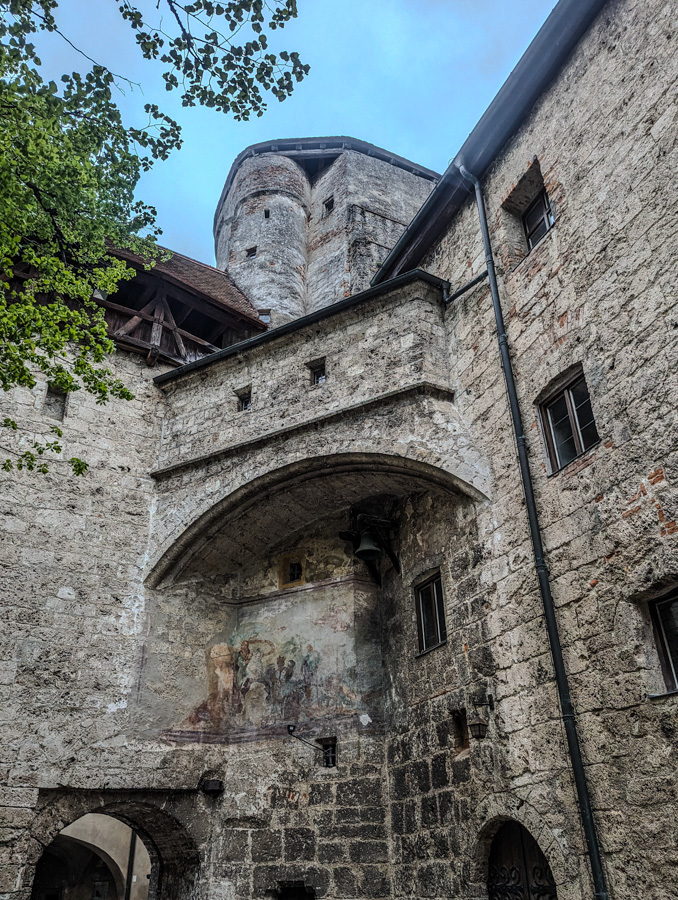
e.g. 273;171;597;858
458;165;610;900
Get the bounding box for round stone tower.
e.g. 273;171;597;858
215;152;311;323
214;137;439;325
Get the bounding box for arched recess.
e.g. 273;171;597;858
146;451;489;588
467;796;583;900
27;793;201;900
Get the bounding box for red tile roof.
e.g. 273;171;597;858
113;247;264;328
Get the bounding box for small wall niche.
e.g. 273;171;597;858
450;708;470;756
44;384;67;421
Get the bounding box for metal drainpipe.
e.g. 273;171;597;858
458;165;610;900
124;829;137;900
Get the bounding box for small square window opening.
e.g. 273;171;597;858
44;384;67;421
317;737;337;768
415;573;447;653
246;246;257;259
264;209;270;219
279;554;305;588
651;589;678;692
541;375;599;471
523;190;555;251
323;196;334;217
311;365;326;386
237;391;252;412
258;309;271;325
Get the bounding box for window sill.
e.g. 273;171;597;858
647;688;678;701
415;639;447;659
546;439;601;477
509;223;556;274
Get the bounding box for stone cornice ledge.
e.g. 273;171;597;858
151;381;455;481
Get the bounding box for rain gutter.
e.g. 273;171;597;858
372;0;610;284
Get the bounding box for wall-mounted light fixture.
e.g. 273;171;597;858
467;712;488;740
468;694;494;740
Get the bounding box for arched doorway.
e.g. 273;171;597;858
29;796;200;900
488;821;557;899
30;813;152;900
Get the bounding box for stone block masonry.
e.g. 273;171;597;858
1;0;677;898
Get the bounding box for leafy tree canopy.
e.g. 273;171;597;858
0;0;308;474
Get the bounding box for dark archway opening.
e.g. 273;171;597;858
30;799;200;900
30;813;151;900
488;821;557;900
275;882;316;900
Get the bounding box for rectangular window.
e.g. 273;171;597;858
523;189;554;250
323;196;334;217
415;573;447;653
264;209;270;219
279;554;305;588
541;375;599;471
311;364;326;385
652;591;678;691
237;391;252;412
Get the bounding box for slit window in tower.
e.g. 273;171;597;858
323;196;334;217
246;246;257;258
415;573;447;653
264;209;270;219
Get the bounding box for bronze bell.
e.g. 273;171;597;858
355;531;382;562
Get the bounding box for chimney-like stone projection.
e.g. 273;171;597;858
213;137;438;324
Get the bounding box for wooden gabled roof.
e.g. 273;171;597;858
113;247;263;327
103;247;266;368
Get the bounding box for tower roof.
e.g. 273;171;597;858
214;136;440;236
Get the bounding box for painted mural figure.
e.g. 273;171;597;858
172;592;378;740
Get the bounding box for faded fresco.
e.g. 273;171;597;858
167;583;381;742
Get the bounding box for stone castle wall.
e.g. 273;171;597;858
1;0;677;898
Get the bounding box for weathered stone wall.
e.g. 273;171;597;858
2;0;678;898
404;0;678;896
214;148;435;323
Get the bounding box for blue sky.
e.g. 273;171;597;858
36;0;559;264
